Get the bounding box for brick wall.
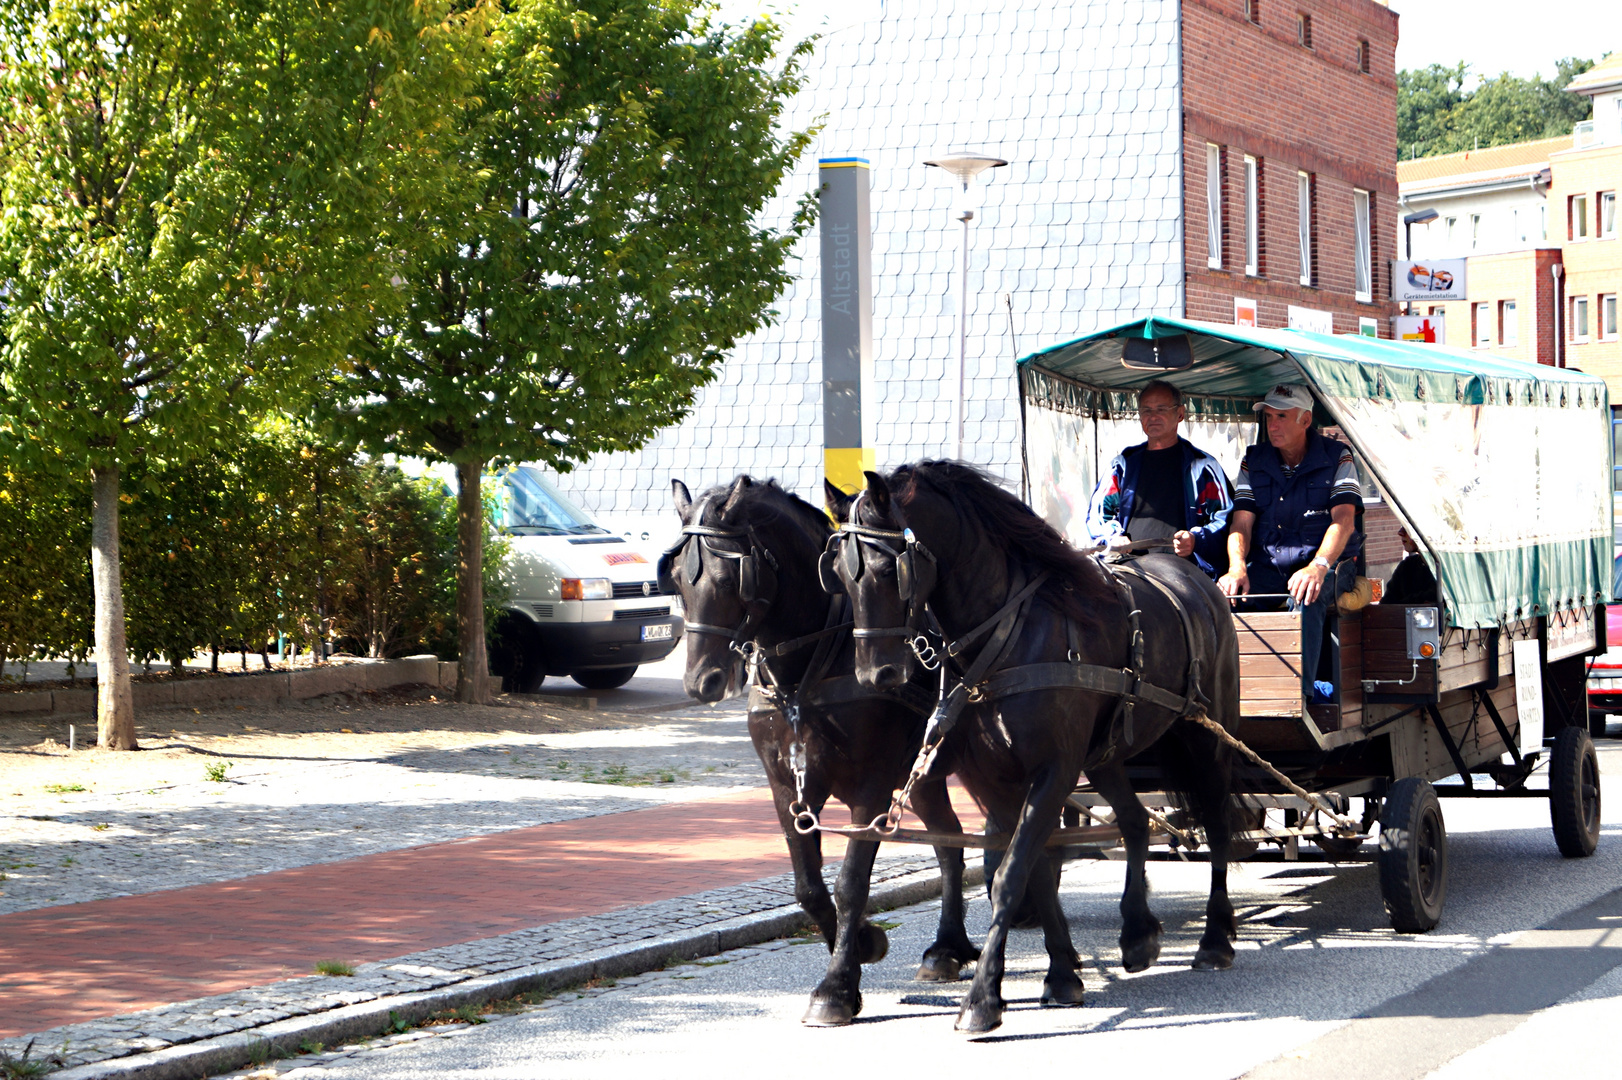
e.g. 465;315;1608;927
1430;249;1561;363
1182;0;1400;334
1547;143;1622;394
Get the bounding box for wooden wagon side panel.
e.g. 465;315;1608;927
1236;611;1302;719
1379;631;1520;784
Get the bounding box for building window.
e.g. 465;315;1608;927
1603;192;1617;239
1571;194;1590;241
1296;12;1312;47
1206;144;1223;269
1297;171;1313;285
1502;300;1518;347
1357;39;1371;73
1354;188;1371;301
1469;214;1481;251
1245;0;1260;24
1572;295;1590;341
1603;294;1619;341
1512;206;1525;245
1475;303;1492;347
1244;155;1260;276
1445;216;1458;245
1540;204;1547;241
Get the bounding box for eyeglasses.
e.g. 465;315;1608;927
1137;405;1181;417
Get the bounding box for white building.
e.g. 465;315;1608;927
551;0;1189;542
1397;136;1567;261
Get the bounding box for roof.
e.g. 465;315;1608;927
1566;52;1622;96
1397;136;1567;193
1019;316;1604;403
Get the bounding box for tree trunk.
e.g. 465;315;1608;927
454;460;488;704
91;466;137;750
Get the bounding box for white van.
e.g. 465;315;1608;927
488;466;683;693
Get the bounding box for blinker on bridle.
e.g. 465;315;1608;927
819;491;939;648
656;496;780;645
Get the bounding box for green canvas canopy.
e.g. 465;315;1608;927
1018;316;1613;630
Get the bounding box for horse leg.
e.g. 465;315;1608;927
1030;848;1085;1006
909;778;980;981
1165;717;1239;970
768;785;838;949
803;835;881;1026
956;766;1072;1034
1089;760;1162;972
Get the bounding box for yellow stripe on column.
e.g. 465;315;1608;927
824;447;876;495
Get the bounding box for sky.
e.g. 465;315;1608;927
713;0;1621;88
1390;0;1621;85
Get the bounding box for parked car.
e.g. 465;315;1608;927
487;466;683;694
1585;553;1622;736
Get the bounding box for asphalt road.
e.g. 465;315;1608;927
279;742;1622;1080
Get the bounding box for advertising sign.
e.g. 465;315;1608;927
1547;606;1598;662
1513;639;1543;754
1234;297;1258;328
1394;313;1446;344
1359;317;1379;338
1287;305;1334;334
1391;259;1468;303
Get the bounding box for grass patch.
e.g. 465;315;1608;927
423;1004;487;1026
583;975;616;990
0;1039;65;1078
314;960;355;977
203;761;231;783
298;1041;324;1056
386;1011;412;1035
873;919;902;931
694;958;730;967
43;783;85;794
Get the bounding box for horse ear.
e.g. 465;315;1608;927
864;471;891;515
824;479;852;523
672;479;692;518
720;475;752;519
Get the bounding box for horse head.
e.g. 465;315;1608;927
664;475;828;704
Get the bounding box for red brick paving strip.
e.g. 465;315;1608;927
0;788;795;1037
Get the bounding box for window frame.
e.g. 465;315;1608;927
1296;12;1312;47
1572;295;1591;342
1353;188;1372;302
1297;171;1313;285
1474;302;1492;348
1206;143;1223;270
1501;300;1518;347
1469;213;1481;251
1357;39;1371;73
1602;293;1619;342
1602;191;1617;240
1571;194;1590;241
1245;0;1260;24
1244;155;1260;277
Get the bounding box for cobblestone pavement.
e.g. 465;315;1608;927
0;707;757;915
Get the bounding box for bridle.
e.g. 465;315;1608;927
657;495;781;653
819;490;941;668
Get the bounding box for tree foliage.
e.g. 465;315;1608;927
1399;58;1598;158
325;0;818;699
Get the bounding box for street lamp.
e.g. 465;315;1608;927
1401;209;1439;316
925;152;1007;460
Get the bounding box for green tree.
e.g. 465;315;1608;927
327;0;817;701
1399;57;1598;158
0;0;487;746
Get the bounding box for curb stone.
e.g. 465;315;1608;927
44;863;985;1080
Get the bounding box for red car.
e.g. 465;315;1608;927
1586;559;1622;737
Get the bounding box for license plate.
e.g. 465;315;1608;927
641;623;672;642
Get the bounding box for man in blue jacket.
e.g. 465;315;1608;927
1219;383;1363;701
1084;379;1234;578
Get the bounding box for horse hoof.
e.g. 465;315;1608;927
1041;974;1086;1007
857;924;889;965
1120;937;1161;973
1192;947;1235;971
802;996;856;1027
916;956;961;983
954;998;1004;1034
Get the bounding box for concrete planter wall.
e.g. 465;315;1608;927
0;657;458;718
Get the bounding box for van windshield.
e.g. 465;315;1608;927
502;468;606;535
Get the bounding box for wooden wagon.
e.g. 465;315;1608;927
1018;318;1610;931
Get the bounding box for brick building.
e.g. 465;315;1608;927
551;0;1404;540
1553;54;1622;384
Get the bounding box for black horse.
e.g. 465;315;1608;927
828;462;1241;1034
664;475;980;1026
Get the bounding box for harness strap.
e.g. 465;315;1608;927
979;662;1192;713
1113;562;1211;711
944;570;1051;663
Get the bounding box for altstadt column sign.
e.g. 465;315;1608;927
819;156;873;494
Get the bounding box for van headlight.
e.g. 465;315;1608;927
561;578;612;601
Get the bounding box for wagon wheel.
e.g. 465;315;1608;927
1377;778;1447;933
1550;726;1602;858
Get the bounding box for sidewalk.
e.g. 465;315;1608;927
0;783;979;1079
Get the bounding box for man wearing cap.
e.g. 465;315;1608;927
1219;383;1363;701
1084;379;1234;578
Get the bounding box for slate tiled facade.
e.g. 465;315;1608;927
553;0;1397;539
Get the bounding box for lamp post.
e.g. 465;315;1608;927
1401;208;1439;316
925;152;1006;460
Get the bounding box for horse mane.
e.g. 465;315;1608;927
888;460;1115;626
703;475;832;547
